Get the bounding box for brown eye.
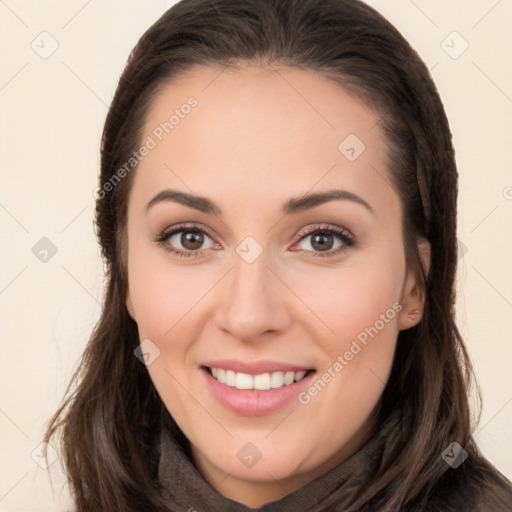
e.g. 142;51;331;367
157;226;218;255
310;232;334;251
297;230;345;253
181;230;205;250
291;225;355;258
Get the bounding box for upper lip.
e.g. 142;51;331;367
201;359;314;375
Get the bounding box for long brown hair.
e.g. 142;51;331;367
44;0;487;510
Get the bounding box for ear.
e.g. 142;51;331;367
126;287;136;321
399;238;431;330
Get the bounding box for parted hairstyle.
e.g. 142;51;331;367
44;0;489;510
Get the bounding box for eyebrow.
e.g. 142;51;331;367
145;188;374;216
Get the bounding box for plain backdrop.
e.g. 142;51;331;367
0;1;511;510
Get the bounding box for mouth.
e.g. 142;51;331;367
200;362;317;416
203;366;315;390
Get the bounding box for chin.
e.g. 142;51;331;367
200;437;314;482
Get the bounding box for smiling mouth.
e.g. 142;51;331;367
203;366;316;391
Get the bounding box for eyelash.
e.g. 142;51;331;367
153;222;355;259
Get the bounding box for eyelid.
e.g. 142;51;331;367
290;223;355;257
156;222;218;241
153;222;221;258
154;222;355;258
295;223;354;242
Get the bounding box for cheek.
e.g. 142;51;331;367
289;246;404;418
293;261;403;440
128;249;212;340
291;249;405;350
128;260;207;411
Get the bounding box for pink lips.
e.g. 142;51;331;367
200;359;315;416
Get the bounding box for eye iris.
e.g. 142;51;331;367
311;232;333;251
181;230;204;250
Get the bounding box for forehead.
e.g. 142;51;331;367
131;64;396;214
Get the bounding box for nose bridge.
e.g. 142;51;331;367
215;248;291;340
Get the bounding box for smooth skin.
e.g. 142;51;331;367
125;64;429;507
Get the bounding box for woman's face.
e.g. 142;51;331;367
125;65;425;506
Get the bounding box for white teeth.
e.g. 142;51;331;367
253;372;271;390
270;371;284;388
294;370;306;381
225;370;236;387
284;371;295;385
210;367;309;390
235;372;253;389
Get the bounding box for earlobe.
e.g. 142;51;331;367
398;238;431;331
398;279;424;331
399;303;422;331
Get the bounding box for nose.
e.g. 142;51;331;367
214;252;293;342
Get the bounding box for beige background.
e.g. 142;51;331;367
0;1;511;510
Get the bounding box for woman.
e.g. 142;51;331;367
44;0;512;510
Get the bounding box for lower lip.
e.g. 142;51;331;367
201;367;316;416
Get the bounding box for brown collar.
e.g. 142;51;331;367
157;408;401;511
